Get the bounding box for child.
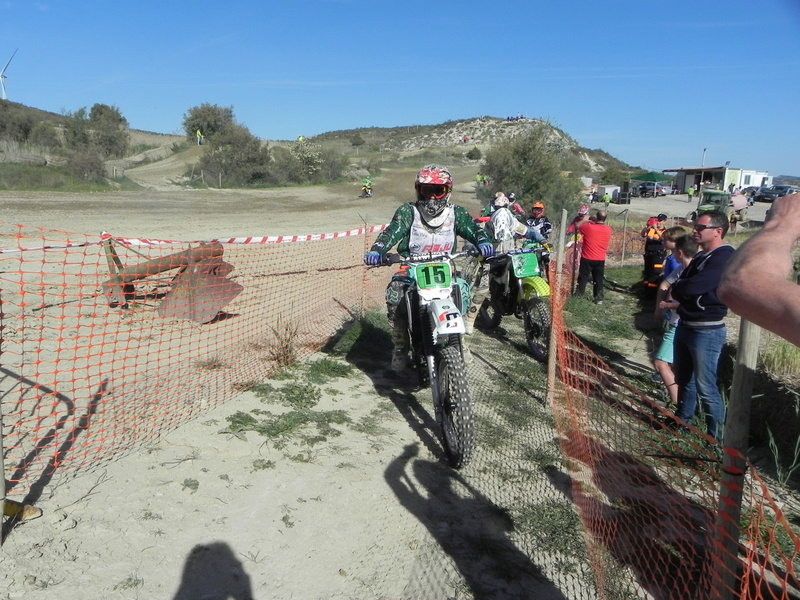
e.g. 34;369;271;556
652;235;699;406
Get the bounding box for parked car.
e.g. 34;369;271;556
755;185;800;203
637;182;668;197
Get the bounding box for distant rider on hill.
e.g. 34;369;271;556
361;176;373;197
363;165;494;371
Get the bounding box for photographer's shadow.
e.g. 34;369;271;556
385;444;568;600
172;541;253;600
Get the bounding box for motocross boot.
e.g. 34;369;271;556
390;319;409;372
463;276;488;336
461;336;473;365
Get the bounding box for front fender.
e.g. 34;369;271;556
429;297;465;337
522;276;551;300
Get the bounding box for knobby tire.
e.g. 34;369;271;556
477;297;503;330
524;298;551;363
436;344;475;468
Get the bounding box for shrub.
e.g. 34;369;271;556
465;146;482;160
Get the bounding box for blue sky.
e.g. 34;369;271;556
2;0;799;175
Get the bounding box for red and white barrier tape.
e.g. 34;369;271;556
0;225;388;253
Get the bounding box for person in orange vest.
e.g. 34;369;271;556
641;213;667;286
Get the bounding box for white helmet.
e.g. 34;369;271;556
487;207;516;242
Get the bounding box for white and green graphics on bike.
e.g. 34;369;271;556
408;260;466;338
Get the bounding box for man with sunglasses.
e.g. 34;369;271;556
670;210;736;440
364;164;493;371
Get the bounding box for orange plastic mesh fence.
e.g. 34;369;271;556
0;223;387;495
4;220;799;598
549;262;800;599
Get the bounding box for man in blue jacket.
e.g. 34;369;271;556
670;210;736;440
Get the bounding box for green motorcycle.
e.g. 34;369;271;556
477;241;552;362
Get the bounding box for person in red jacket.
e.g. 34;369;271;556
574;210;613;304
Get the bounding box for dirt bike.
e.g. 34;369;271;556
380;250;476;468
476;241;552;362
360;184;373;198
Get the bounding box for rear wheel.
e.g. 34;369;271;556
523;298;551;363
436;345;475;468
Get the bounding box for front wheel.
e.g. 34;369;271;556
523;298;551;363
685;210;698;225
435;345;475;468
476;297;503;329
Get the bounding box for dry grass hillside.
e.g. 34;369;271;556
311;116;630;175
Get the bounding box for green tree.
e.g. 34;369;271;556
290;139;324;180
465;146;482;160
62;107;91;151
182;103;235;144
481;121;583;218
89;103;129;159
66;149;105;182
600;166;631;185
0;102;35;142
269;146;305;185
350;133;365;154
199;122;272;187
29;121;61;150
62;104;129;159
89;103;128;129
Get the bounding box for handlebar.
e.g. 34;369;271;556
483;245;549;263
379;249;479;266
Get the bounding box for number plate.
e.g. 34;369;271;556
412;263;452;290
511;253;540;278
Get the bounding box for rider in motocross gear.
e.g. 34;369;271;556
361;176;373;197
526;202;553;280
526;202;553;239
481;192;525;218
363;164;493;370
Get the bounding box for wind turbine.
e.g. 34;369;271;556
1;48;19;101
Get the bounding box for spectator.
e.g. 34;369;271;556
574;210;613;304
652;235;699;406
566;205;590;235
718;193;800;347
641;214;668;286
670;210;736;439
661;226;688;279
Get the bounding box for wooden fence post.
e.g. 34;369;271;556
547;209;569;405
713;318;761;600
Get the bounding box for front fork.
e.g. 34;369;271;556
426;354;442;424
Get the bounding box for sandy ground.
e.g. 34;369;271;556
0;158;770;599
